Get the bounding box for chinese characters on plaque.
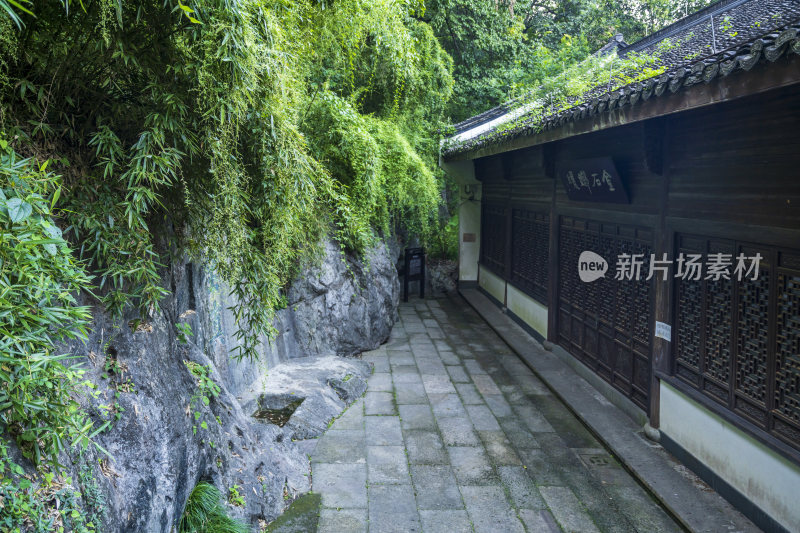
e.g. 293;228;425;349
557;157;630;203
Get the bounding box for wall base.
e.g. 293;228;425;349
660;432;790;533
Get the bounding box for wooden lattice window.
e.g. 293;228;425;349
510;208;549;303
558;216;654;412
673;234;800;454
480;203;507;277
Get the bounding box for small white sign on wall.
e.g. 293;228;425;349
655;321;672;342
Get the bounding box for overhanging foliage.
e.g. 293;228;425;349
0;0;452;361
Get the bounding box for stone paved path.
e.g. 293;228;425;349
310;296;682;533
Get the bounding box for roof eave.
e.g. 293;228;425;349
442;51;800;162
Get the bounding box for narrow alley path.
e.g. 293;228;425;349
310;296;682;533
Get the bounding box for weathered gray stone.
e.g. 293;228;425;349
368;372;393;392
368;484;421;533
315;463;368;509
398;404;436;431
498;418;540;450
404;430;448;465
436;417;480;447
44;297;313;533
365;416;403;446
318;508;368;533
394;382;428;405
514;404;556;433
365;391;396;416
471;374;501;396
438;350;461;366
448;447;498;485
367;446;410;485
331;399;365;431
410;465;464;510
247;355;372;440
539;486;601;533
288;239;399;357
446;365;471;383
466;404;501;431
484;394;513;418
429;393;467;419
392;366;423;385
518;448;565;485
311;430;366;464
426;259;457;296
454;382;484;405
419;510;472;533
460;486;525;533
498;466;546;509
421;374;456;395
479;431;522;465
518;509;562;532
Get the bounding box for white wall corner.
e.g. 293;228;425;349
441;159;481;282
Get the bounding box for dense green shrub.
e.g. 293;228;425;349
0;142;99;530
0;143;95;466
0;462;96;533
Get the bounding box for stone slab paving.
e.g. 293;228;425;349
460;289;760;533
311;297;682;532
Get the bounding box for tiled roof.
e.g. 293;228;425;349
443;0;800;159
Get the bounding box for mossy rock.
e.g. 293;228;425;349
265;493;321;533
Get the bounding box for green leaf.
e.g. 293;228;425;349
178;1;201;23
42;223;62;255
50;186;61;209
0;0;33;29
7;198;32;223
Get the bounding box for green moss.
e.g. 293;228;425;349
264;492;321;533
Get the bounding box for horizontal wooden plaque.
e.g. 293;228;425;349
557;157;629;203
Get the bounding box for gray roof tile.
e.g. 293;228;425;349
444;0;800;159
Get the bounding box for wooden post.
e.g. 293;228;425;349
649;117;670;427
546;144;559;343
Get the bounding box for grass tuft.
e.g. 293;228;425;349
178;482;249;533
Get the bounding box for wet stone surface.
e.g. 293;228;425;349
309;296;682;532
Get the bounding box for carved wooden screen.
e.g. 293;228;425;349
673;234;800;453
510;208;549;303
558;216;653;412
480;203;507;277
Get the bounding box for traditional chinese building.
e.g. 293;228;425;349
442;1;800;530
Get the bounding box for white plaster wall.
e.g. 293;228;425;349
660;382;800;531
478;266;506;304
506;283;548;339
441;159;481;282
458;188;481;282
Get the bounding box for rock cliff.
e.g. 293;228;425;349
16;237;398;532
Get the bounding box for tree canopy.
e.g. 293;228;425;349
424;0;716;121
